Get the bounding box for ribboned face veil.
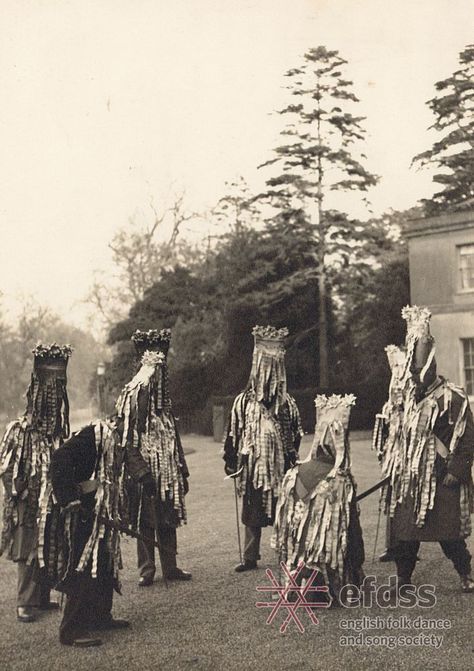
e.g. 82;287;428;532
26;343;72;440
248;325;289;413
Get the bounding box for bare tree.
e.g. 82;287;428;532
0;295;103;418
86;192;203;332
211;177;261;235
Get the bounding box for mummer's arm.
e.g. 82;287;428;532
97;515;161;549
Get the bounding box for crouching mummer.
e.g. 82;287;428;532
272;394;365;605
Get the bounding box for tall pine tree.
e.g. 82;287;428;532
260;46;378;389
414;44;474;214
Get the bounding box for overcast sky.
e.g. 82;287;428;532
0;0;473;327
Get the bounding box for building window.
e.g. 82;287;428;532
458;244;474;290
462;338;474;396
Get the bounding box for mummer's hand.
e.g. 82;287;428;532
288;450;298;467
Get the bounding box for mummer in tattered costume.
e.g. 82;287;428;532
223;325;303;573
125;329;191;586
272;394;365;605
0;342;71;623
372;345;409;563
391;306;474;593
43;351;157;647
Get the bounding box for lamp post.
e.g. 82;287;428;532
97;362;106;416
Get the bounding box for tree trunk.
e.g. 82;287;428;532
317;201;329;390
315;81;329;391
318;261;329;390
308;193;329;390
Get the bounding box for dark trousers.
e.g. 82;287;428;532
395;540;472;581
137;526;178;579
243;526;261;563
59;538;115;645
385;514;396;551
59;571;114;644
17;561;50;608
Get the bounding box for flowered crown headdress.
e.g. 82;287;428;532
32;342;73;373
131;329;172;358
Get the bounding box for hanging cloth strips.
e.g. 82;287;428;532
396;380;473;533
272;469;355;579
372;346;410;516
232;392;286;517
116;349;186;525
74;421;124;579
273;393;358;581
249;349;287;415
138;411;186;523
0;418;54;560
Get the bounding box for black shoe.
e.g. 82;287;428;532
73;637;103;648
17;607;36;623
138;576;154;587
38;601;60;611
62;635;103;648
165;568;192;581
93;618;130;630
235;561;257;573
378;548;396;563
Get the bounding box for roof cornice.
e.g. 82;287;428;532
405;210;474;238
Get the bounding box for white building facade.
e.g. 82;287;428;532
406;210;474;399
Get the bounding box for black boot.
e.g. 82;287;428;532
62;635;103;648
235;560;257;573
165;568;192;581
17;607;36;623
378;548;396;563
60;628;103;647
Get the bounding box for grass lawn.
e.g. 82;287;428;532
0;434;473;671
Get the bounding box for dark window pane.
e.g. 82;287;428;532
459;247;474;289
463;339;474;395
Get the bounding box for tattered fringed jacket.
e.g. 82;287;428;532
43;420;149;591
0;417;57;563
123;403;189;531
392;379;474;541
223;390;303;526
272;454;365;590
372;395;405;518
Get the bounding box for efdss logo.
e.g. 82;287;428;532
340;576;436;609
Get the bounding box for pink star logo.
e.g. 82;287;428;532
256;562;331;633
